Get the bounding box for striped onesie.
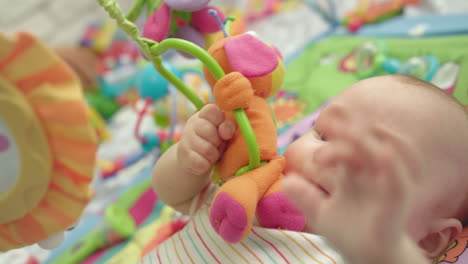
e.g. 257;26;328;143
139;184;345;264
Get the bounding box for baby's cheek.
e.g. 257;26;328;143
284;134;321;175
302;222;314;234
284;143;303;174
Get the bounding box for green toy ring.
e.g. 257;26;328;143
150;39;262;171
97;0;263;173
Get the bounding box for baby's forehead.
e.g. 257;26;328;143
318;75;467;134
335;76;452;115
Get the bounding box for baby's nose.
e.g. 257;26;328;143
286;144;320;170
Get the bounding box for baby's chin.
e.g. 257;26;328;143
301;216;328;235
283;161;302;178
302;223;314;234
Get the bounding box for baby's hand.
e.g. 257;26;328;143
283;109;425;264
54;46;98;91
177;104;236;177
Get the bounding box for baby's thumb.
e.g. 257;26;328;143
218;120;237;141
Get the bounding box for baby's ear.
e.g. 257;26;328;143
418;218;462;259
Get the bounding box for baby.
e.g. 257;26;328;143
144;75;468;263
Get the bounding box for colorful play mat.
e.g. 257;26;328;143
1;2;468;264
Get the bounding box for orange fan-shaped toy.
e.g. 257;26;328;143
0;32;97;251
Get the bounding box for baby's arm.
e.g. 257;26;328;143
283;111;429;264
54;46;98;91
152;104;236;214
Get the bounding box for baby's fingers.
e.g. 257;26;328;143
316;117;381;172
177;147;213;176
193;118;223;147
198;104;225;127
218;120;236;141
177;136;219;175
374;141;412;209
368;142;413;241
372;125;422;181
190;134;220;165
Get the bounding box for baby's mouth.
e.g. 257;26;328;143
308;177;331;196
315;182;331;196
285;167;331;196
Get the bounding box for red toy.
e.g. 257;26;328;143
343;0;421;33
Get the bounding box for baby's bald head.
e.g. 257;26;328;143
360;75;468;225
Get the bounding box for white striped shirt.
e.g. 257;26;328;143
139;184;345;264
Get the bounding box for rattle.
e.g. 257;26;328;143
96;0;305;243
0;32;97;250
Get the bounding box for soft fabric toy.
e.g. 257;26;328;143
203;33;306;243
0;32;97;250
436;227;468;263
96;0;304;244
142;0;226;57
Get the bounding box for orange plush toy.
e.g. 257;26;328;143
94;0;303;244
203;33;306;243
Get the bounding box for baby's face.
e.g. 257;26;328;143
284;76;467;240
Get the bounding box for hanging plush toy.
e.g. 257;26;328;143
203;32;306;243
0;32;97;251
142;0;226;58
96;0;305;244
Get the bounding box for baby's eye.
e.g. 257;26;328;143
312;128;327;141
319;132;327;141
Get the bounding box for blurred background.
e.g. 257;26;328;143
1;0;467;56
1;0;468;263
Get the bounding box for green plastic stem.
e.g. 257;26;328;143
150;38;224;80
225;16;235;32
125;0;146;21
150;38;262;170
147;0;163;16
95;0;263;173
233;109;261;170
151;56;205;110
117;180;152;210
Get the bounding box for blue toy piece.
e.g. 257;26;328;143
381;58;401;74
400;55;440;82
380;55;440;82
136;62;183;101
141;133;161;152
354;40;440;82
99;64;141;98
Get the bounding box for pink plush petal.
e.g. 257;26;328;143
210;193;248;243
142;3;171;42
224;34;278;78
257;192;306;231
191;6;225;34
270;45;284;60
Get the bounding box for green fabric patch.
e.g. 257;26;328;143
283;35;468;114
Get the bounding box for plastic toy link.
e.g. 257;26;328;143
50;180;158;264
341;40;440;82
133;62;204;153
139;0;227;58
0;32;97;251
96;0;258;172
343;0;421;33
97;0;305;243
